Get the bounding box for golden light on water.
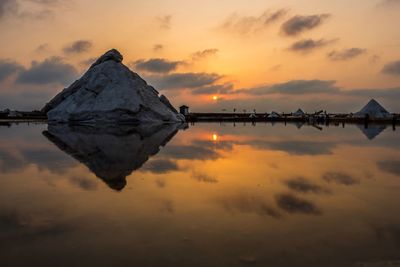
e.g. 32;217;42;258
212;133;218;141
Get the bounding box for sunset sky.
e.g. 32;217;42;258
0;0;400;113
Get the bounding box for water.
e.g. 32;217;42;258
0;122;399;267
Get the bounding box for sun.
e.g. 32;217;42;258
212;134;218;141
212;95;218;101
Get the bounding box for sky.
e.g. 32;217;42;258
0;0;400;113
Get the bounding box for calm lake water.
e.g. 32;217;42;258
0;122;400;267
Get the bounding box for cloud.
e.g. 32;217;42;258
268;140;335;155
285;177;330;194
147;72;222;90
34;43;50;53
281;14;330;36
69;176;98;191
275;193;321;215
289;38;336;53
156;15;172;29
238;80;339;95
153;44;164;51
377;161;400;176
132;58;184;74
0;59;23;82
192;83;234;95
1;0;72;20
382;60;400;76
63;40;93;54
191;49;219;60
0;0;18;19
16;57;78;85
378;0;400;7
221;9;288;34
327;48;367;61
142;159;179;174
322;172;359;186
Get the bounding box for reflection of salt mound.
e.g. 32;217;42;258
356;124;387;140
43;123;182;191
355;99;391;119
43;49;184;124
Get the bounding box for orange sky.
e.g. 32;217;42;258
0;0;399;112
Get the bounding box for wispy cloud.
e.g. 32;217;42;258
147;72;222;90
156;15;172;29
191;49;219;61
327;48;366;61
289;38;336;53
132;58;185;74
281;14;330;36
63;40;93;54
220;9;288;34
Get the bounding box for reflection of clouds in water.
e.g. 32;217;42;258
248;140;336;155
159;200;175;214
0;209;73;245
0;148;76;174
161;145;220;161
192;172;218;183
142;159;179;174
275;193;322;215
285;177;330;194
217;193;281;218
68;176;98;191
377;161;400;176
322;172;359;186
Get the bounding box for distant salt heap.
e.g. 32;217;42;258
42;49;185;124
354;99;391;119
293;109;305;117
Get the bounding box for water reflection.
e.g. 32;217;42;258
0;122;399;267
43;123;183;190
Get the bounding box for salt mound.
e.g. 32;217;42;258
42;49;185;124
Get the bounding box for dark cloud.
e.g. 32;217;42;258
238;80;339;95
328;48;367;61
16;57;78;85
0;59;23;82
281;14;330;36
285;177;330;194
275;193;321;215
289;38;336;53
132;58;184;73
379;0;400;7
322;172;359;186
377;161;400;176
147;72;222;90
218;194;281;218
1;0;71;20
63;40;92;54
192;172;218;183
221;9;288;34
382;60;400;76
192;83;234;95
191;49;219;60
156;15;172;29
142;159;179;174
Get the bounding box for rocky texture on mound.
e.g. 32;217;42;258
42;49;185;124
43;123;184;191
354;99;391;119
